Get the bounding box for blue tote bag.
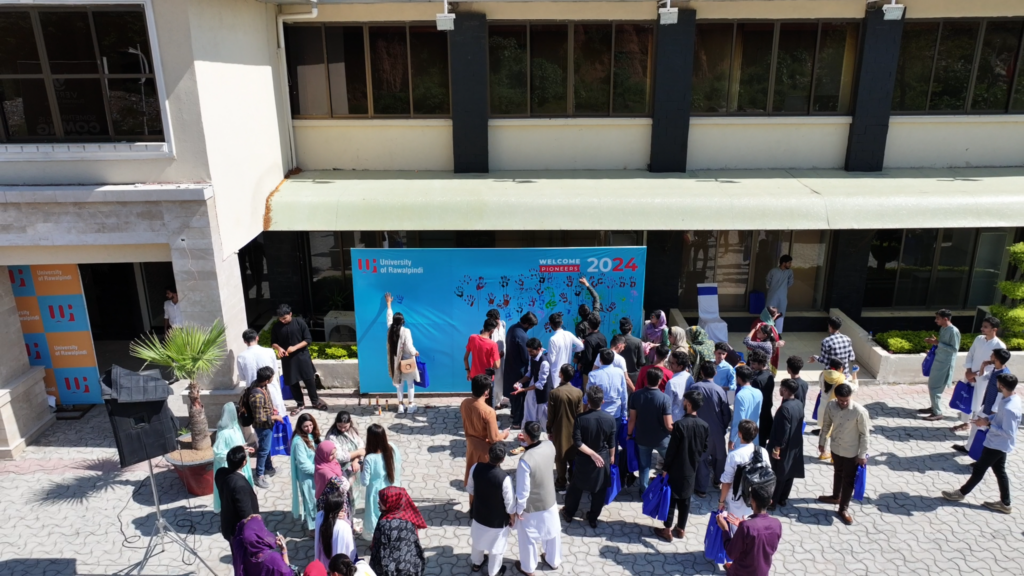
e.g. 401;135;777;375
624;438;640;474
703;514;731;565
605;466;622;505
270;415;293;456
812;391;822;421
969;428;988;460
570;369;584;390
922;345;937;377
641;474;672;521
949;381;972;414
853;461;867;502
415;357;430;388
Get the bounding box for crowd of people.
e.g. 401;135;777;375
213;290;1019;576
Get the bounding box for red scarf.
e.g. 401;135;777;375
378;486;426;530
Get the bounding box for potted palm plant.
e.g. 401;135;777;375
130;319;227;496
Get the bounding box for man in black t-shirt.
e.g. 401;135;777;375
628;369;674;492
579;313;607;388
270;304;326;413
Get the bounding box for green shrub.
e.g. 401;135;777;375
992;242;1024;337
257;319;359;360
876;330;1024;354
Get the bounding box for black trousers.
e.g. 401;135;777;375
563;484;608;522
663;493;691;530
961;446;1011;505
772;477;795;506
510;389;525;426
286;356;319;406
830;454;858;512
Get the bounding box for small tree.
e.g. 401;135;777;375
992;242;1024;338
129;320;227;452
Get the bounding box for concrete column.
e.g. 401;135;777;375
644;231;684;314
0;266;55;459
649;10;696;173
449;12;490;173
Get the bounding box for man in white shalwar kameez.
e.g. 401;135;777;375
514;422;562;576
468;444;517;576
764;255;794;334
237;329;286;445
953;317;1005;448
546;313;583;378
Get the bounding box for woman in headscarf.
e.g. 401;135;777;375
685;325;715;368
743;324;777;365
291;413;321;532
668;325;689;357
361;424;402;539
370;487;426;576
214;403;254;514
315;491;358;568
315;440;347;498
231;514;298;576
750;306;784;372
642;310;670;362
328;554;378;576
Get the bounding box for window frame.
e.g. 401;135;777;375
691;19;863;117
0;3;168;144
486;20;656;118
284;22;453;120
892;17;1024;115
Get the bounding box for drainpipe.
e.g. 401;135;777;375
277;0;318;170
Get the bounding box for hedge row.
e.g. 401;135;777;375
875;330;1024;355
258;321;359;360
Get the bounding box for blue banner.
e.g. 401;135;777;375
352;247;647;393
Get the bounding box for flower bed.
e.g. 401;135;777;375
875;330;1024;355
258;320;358;360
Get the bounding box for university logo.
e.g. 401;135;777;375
358;258;378;273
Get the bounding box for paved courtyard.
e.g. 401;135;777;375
2;384;1023;576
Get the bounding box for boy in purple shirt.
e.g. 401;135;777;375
717;483;782;576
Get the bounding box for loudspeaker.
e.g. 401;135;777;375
102;365;179;468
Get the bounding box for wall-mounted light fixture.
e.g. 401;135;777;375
881;0;905;21
437;0;455;31
658;0;678;25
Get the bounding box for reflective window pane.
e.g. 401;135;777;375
38;11;97;74
409;26;449;115
107;77;162;137
92;11;152;75
731;23;774;113
369;26;410;115
1014;69;1024;111
612;24;651;114
789;230;830;310
892;22;939;112
717;230;752;311
692;23;733;113
1;79;55;139
0;12;42;75
894;229;937;307
967;231;1010;307
865;230;903;308
928;22;980;112
284;26;329;116
489;25;528;115
573;24;612;115
970;21;1023;112
325;26;368;115
52;77;109;137
814;22;859;113
679;231;717;310
771;23;816;113
928;228;976;307
530;25;569;115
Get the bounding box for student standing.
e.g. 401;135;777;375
717;484;782;576
642;310;670;363
578;313;607;387
713;343;737;402
619;317;647;385
461;375;511;487
163;285;182;332
921;309;962;421
291;413;322;531
561;386;616;528
767;379;804;509
665;351;695;423
691;362;732;496
487;309;508;411
545;313;584;385
546;365;584;493
515;339;554;432
586;350;628;432
628;369;674;492
607;335;636;393
747;350;775;448
504;313;538;430
967;349;1013;452
466;318;502;381
513;423;562;576
809;316;856;375
719;420;771;522
272;304;326;414
655;390;709;542
784;355;809;405
216;446;259;541
764;255;793;334
385;293;420;414
730;366;763;450
574;277;602;339
943;373;1020;514
817;384;871;525
952;316;1004;441
361;425;403;539
637;345;673;393
469;445;516;576
247;366;284;488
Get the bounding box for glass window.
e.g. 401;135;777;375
928;228;977;307
611;23;652;114
573;24;612;115
751;231;789;295
488;25;528;115
730;23;774;113
0;12;42;75
970;21;1023;112
813;22;860;113
369;27;410;115
789;230;830;310
865;230;903;308
1;78;54;139
692;23;733;113
38;11;97;74
894;229;937;307
929;22;981;112
106;77;162;136
325;26;368;115
967;230;1011;307
285;26;329;116
1014;63;1024;111
409;27;450;115
892;22;940;112
716;230;752;311
530;25;569;115
772;23;817;113
92;11;152;75
52;78;108;138
679;231;718;310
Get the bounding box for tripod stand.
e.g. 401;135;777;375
132;459;217;575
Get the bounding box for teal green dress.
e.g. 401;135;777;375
212;403;253;513
291;434;317;530
360;445;402;538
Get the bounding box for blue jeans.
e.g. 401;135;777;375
255;426;274;477
637;437;670;492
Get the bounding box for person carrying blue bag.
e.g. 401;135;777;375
942;373;1021;514
653;390;709;543
713;484;782;575
689;362;732;498
641;473;672;522
920;309;961;421
561;386;617;528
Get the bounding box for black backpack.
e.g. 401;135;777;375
733;445;776;507
237;386;255;427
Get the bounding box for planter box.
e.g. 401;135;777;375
173;381;246;425
314;359;359;389
831;308;968;385
0;366;55;460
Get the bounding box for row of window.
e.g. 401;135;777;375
0;7;162;143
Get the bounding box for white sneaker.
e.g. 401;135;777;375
396;404;405;414
408;404;418;414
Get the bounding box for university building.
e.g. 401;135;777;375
1;0;1023;451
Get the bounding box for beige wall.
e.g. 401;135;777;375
294;120;454;171
902;0;1024;18
884;116;1024;169
0;244;171;266
688;117;850;170
490;119;652;170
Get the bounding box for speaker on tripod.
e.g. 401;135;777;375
101;365;217;575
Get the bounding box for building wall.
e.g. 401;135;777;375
490;119;652;171
884;117;1024;169
295;120;454;171
188;0;288;255
901;0;1024;18
688;118;851;170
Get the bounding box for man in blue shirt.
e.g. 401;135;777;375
713;342;737;403
943;373;1020;514
587;349;628;424
966;349;1012;452
730;365;763;450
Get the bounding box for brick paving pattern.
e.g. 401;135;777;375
2;384;1023;575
